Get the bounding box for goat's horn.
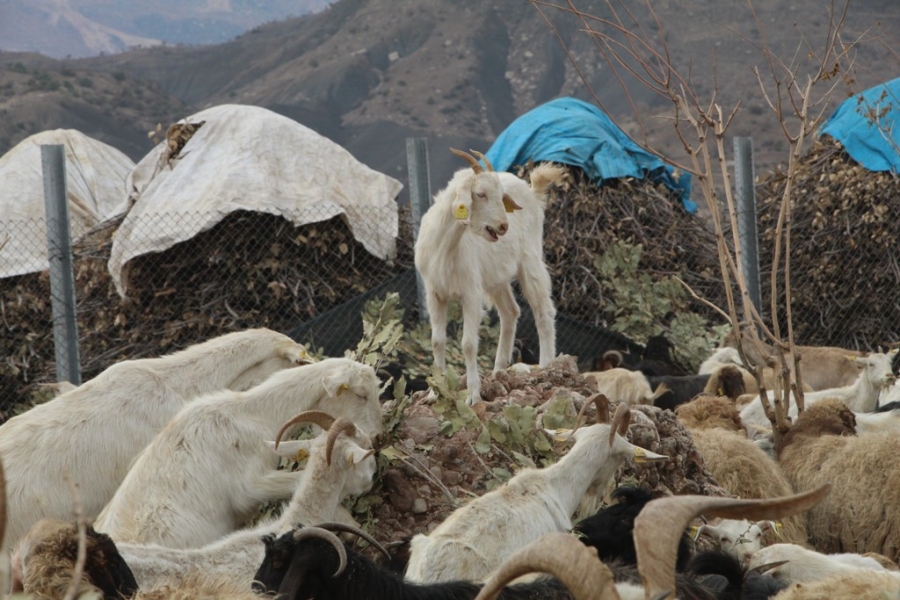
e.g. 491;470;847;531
470;150;494;172
473;532;619;600
634;484;831;599
574;394;610;434
314;522;391;561
450;148;483;174
291;527;347;577
608;403;631;447
603;349;624;369
325;418;358;466
275;411;336;450
748;560;790;575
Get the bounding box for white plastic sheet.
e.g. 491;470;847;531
108;104;403;297
0;129;133;278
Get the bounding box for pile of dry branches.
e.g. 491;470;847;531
0;211;415;411
539;165;727;328
756;136;900;349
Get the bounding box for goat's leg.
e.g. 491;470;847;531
489;284;521;373
518;260;557;367
426;290;449;371
461;295;485;405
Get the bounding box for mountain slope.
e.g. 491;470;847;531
2;0;898;197
0;0;331;58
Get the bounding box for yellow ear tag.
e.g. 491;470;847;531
774;522;783;536
339;383;349;392
634;447;649;464
689;525;700;540
552;428;572;442
455;203;468;220
347;454;354;467
295;448;309;463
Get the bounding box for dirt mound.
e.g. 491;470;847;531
344;355;727;560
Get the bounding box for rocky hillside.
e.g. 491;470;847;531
1;0;898;199
0;0;329;58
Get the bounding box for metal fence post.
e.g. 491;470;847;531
407;137;432;322
42;144;82;386
734;137;762;320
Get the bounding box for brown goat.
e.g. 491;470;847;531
778;399;900;561
723;329;864;391
675;395;744;433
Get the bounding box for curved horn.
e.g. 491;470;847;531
314;522;391;562
325;418;358;466
291;527;348;577
470;150;494;172
634;484;832;599
274;411;336;450
602;349;624;369
608;403;631;447
748;560;790;575
450;148;483;174
473;532;619;600
574;394;610;434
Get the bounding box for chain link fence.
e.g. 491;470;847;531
3;150;897;419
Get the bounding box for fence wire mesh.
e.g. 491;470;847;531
2;153;898;418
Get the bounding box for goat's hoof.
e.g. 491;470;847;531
466;395;483;406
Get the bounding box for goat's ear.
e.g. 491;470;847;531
543;427;574;442
347;446;375;466
692;524;715;541
453;188;473;224
278;555;315;597
502;193;522;213
757;520;782;536
323;370;354;397
265;439;313;461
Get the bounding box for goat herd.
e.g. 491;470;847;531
2;152;900;598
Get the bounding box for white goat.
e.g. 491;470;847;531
739;349;897;435
749;543;896;583
582;368;669;405
414;149;565;404
404;398;668;583
0;327;310;552
694;519;779;564
93;358;382;549
110;411;379;590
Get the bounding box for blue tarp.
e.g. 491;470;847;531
819;77;900;173
485;97;696;212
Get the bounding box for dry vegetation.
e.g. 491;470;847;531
756;135;900;349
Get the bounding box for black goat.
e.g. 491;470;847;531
876;400;900;412
646;374;711;411
253;526;721;600
253;526;574;599
686;550;789;600
639;334;690;377
377;362;429;400
13;519;139;600
592;334;690;378
573;486;692;571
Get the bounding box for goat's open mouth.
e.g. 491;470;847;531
485;226;499;242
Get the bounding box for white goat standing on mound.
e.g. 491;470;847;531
415;148;564;404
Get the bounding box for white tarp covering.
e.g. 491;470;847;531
108;104;404;297
0;129;134;278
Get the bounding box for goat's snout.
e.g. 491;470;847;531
483;222;508;242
